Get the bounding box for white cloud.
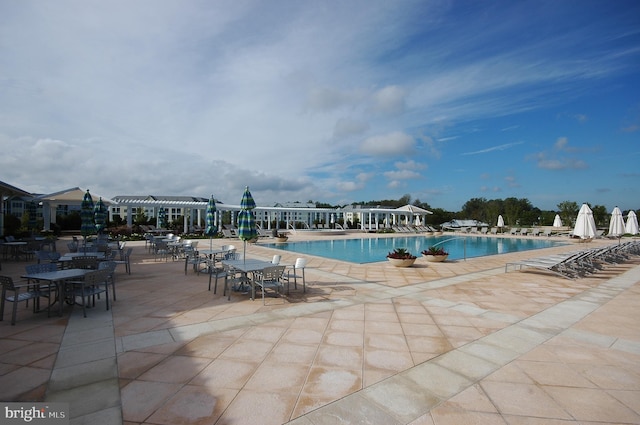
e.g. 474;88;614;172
383;170;422;180
462;141;523;155
359;132;415;156
371;85;406;116
0;0;636;210
395;160;427;171
333;118;369;140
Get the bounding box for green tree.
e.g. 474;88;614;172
503;197;533;226
427;208;454;227
591;204;608;227
557;201;579;227
461;198;488;221
485;199;504;226
133;208;148;225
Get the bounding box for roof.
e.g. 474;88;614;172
36;187;115;205
395;204;433;214
441;219;489;228
0;180;32;197
112;195;210;203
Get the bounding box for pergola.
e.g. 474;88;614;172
111;198;343;234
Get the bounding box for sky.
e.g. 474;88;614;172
1;0;639;212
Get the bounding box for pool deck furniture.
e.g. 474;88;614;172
1;236;639;424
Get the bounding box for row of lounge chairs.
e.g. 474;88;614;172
505;241;640;279
392;225;440;233
507;227;556;236
221;226;280;239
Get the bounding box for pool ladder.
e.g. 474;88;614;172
431;237;467;261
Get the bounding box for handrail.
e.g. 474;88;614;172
431;237;467;261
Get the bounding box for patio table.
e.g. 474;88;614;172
21;268;93;316
222;259;278;300
2;241;27;261
58;252;107;268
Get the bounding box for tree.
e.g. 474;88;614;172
461;198;488;222
133;208;148;225
591;204;608;227
503;197;533;226
428;208;454;227
557;201;579;227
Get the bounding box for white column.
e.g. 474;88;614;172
126;207;133;228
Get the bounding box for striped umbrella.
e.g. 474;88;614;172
94;197;108;234
237;186;257;262
80;190;95;248
158;207;167;229
204;195;218;249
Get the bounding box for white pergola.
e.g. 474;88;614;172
341;204;433;232
111;198;344;234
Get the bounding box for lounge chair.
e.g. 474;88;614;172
505;243;640;279
505;251;584;279
520;228;529;236
509;228;519;235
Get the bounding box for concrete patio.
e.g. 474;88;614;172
1;234;639;424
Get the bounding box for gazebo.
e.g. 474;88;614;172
36;187;114;232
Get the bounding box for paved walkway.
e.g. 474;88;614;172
0;235;639;424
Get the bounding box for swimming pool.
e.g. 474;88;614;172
262;235;566;264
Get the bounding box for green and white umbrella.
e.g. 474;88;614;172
204;195;218;249
80;190;95;249
237;186;257;262
158;207;167;229
94;197;108;234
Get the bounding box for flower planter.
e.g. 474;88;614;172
387;258;416;267
423;254;448;262
275;237;288;243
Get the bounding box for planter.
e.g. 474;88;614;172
423;254;448;262
275;237;288;243
387;257;416;267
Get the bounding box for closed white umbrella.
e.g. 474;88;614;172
572;203;597;239
497;215;504;227
625;211;639;235
553;214;562;228
608;207;625;238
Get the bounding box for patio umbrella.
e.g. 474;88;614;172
625;211;639;235
237;186;257;262
572;203;596;240
608;206;625;239
204;195;218;250
553;214;563;228
94;197;108;234
158;207;167;229
80;189;95;248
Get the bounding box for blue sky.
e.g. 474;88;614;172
1;0;638;211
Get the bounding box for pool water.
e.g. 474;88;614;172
262;235;566;264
